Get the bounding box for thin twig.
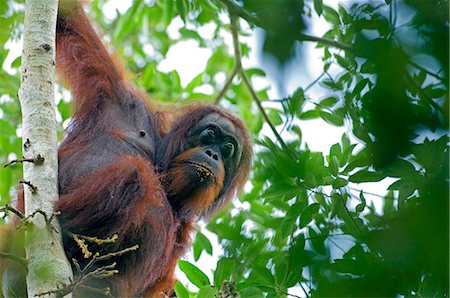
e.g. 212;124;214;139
327;237;347;254
0;204;26;220
27;209;47;220
4;157;36;168
348;186;385;199
69;232;119;245
227;12;296;159
78;285;113;298
36;244;138;297
240;72;294;155
83;263;118;280
215;64;239;104
72;258;82;274
408;60;445;81
19;180;37;193
96;245;139;261
304;71;326;92
299;282;310;297
296;33;353;51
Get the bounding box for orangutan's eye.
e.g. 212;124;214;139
222;141;235;158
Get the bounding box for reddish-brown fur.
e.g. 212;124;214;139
26;1;253;297
2;2;251;297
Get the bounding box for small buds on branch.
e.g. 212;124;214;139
0;204;26;220
3;154;45;168
19;179;38;193
36;240;139;297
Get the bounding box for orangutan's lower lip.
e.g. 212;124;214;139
179;161;216;183
185;161;214;175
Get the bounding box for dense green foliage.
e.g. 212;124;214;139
0;0;448;297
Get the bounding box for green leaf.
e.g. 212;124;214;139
268;109;283;126
164;0;174;26
185;73;204;93
349;170;385;183
261;183;299;201
359;191;366;204
300;203;320;228
11;56;21;69
353;78;370;96
335;54;350;69
360;60;375;74
197;285;217;298
431;88;446;98
251;264;275;285
193;232;213;261
330;143;342;160
387;179;417;201
323;6;340;25
176;0;187;22
313;0;323;16
320;111;344;126
329;155;340;176
308;227;326;254
174;281;189;298
239;286;265;298
299;109;320;120
193;241;202;261
280;202;304;238
274;253;289;286
214;258;236;288
178;260;210;288
355;202;366;213
246;68;266;77
332;177;348;189
383;159;417;178
179;28;203;41
320;96;338;107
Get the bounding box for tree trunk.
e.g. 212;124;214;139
18;0;73;297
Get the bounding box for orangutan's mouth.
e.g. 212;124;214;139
184;161;216;182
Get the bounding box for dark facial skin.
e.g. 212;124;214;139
165;113;243;217
185;113;243;184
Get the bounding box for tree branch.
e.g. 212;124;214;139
406;74;444;113
408;60;445;81
36;244;139;297
0;204;26;220
218;0;353;51
226;12;296;159
19;1;73;294
215;64;239;104
3;154;44;168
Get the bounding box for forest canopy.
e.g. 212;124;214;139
0;0;448;297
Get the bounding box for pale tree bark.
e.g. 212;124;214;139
19;0;73;297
